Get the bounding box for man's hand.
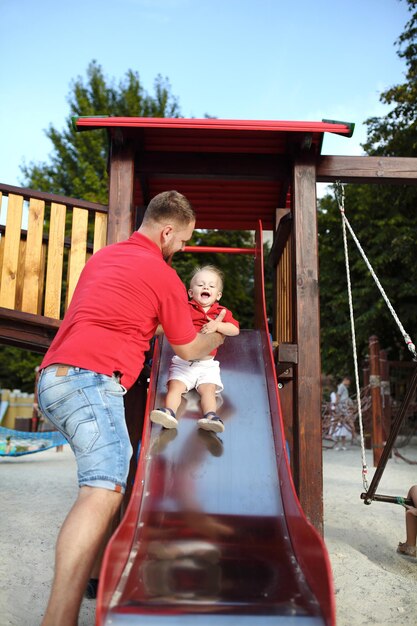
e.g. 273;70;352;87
173;320;225;360
200;308;227;334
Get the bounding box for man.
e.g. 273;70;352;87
37;190;225;626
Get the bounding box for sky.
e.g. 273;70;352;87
0;0;411;192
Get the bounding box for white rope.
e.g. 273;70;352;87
335;183;417;361
336;183;369;490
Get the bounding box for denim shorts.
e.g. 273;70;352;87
37;365;132;493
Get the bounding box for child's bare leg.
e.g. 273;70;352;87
408;485;417;507
165;379;187;414
397;484;417;557
197;384;224;433
197;383;217;416
406;485;417;547
150;379;187;429
405;511;417;548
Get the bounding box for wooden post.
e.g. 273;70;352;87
107;131;135;244
379;349;392;442
276;343;298;474
106;131;144;513
362;360;371;449
278;375;294;470
369;335;384;466
292;155;323;533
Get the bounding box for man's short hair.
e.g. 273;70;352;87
143;190;195;226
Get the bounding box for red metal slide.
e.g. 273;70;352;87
96;224;335;626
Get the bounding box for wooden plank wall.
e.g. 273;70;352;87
0;187;108;321
22;198;46;314
276;240;292;344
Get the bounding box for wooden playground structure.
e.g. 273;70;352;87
1;117;417;533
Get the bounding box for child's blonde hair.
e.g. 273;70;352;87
190;265;224;290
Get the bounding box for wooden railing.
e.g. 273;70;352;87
0;183;108;322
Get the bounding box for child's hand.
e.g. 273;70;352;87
201;308;226;334
201;319;218;333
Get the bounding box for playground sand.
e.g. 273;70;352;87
323;443;417;625
1;444;417;626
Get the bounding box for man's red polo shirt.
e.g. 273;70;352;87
41;232;197;389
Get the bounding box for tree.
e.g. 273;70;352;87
319;0;417;379
21;60;181;201
1;62;182;393
319;183;417;378
4;62;268;391
0;347;41;393
20;59;270;331
363;0;417;159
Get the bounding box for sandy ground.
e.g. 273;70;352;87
1;442;417;626
323;443;417;625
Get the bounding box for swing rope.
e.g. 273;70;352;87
335;181;417;497
335;183;417;361
335;182;369;491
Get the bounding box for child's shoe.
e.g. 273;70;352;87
150;428;178;454
150;408;178;429
197;412;224;434
198;429;224;457
397;541;416;558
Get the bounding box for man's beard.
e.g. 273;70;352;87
161;243;174;265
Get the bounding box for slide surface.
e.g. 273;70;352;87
97;224;334;626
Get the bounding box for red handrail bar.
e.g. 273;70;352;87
183;246;255;255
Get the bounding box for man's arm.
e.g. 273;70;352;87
173;331;225;361
163;308;227;360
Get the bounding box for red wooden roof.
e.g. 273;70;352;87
75;117;354;230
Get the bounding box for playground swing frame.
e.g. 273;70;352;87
360;365;417;506
335;181;417;509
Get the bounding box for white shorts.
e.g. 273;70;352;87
167;355;224;393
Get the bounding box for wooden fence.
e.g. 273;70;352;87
0;183;108;321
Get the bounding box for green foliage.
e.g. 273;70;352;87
319;185;417;377
2;61;182;392
21;60;181;202
363;0;417;158
3;61;272;390
0;347;42;393
319;0;417;378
